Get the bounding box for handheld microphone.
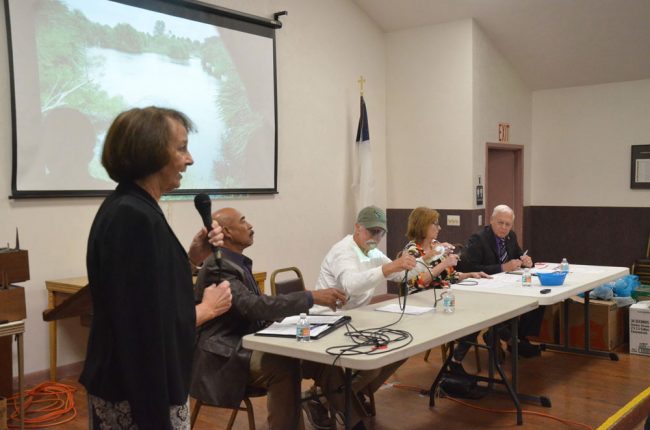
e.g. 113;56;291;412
193;193;222;281
194;193;213;234
406;244;419;256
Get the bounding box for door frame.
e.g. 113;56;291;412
485;143;524;241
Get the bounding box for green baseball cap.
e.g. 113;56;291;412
356;206;387;231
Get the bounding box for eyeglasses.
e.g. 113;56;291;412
433;222;441;228
365;227;386;238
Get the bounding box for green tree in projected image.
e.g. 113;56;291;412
37;0;127;125
36;0;262;188
200;37;264;187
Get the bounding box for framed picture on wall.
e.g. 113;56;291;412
631;145;650;189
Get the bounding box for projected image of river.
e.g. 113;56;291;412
88;47;224;189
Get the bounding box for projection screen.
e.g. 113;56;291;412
5;0;279;198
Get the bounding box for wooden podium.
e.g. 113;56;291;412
42;277;92;381
44;272;267;380
0;249;29;427
0;250;28;323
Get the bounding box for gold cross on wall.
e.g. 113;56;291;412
358;75;366;95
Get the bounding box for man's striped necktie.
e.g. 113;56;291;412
497;238;507;263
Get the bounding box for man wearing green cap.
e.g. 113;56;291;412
313;205;420;309
303;206;424;430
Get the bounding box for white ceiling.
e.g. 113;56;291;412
352;0;650;90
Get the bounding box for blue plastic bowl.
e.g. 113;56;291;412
537;271;567;286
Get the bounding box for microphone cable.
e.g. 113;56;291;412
392;382;593;430
326;319;414;367
326;278;418;366
325;253;443;365
412;259;441;309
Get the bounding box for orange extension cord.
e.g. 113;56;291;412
5;381;77;429
392;382;594;430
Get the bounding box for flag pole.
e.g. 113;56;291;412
354;75;372;214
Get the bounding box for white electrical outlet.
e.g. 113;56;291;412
447;215;460;226
478;214;483;225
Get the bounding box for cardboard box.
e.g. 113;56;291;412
630;301;650;356
529;303;560;344
559;296;628;351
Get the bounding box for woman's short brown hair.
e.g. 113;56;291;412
406;207;440;243
101;107;195;183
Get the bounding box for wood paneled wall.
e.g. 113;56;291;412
386;209;485;260
386;206;649;273
524;206;650;268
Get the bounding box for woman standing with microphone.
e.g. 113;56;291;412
81;107;231;429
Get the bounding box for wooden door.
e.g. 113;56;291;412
486;143;524;241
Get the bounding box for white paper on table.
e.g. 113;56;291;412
534;263;559;271
506;268;539;275
469;273;522;288
281;314;346;325
568;266;604;274
308;307;342;316
374;304;434;315
256;321;331;337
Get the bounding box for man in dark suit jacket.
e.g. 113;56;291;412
458;204;544;357
190;207;347;430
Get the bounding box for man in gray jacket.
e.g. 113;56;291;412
190;207;346;430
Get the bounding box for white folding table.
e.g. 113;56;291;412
243;289;539;427
452;264;629;360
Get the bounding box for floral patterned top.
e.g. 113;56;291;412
403;240;459;293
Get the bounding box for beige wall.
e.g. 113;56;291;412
386;20;473;209
472;22;532;205
385;19;532;210
531;79;650;206
0;0;387;374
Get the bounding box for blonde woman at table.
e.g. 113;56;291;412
402;207;489;375
403;207;488;292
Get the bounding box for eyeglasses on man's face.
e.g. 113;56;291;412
495;220;512;228
364;227;386;238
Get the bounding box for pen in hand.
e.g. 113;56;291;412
520;249;532;269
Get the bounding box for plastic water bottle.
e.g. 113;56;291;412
442;291;455;313
560;258;570;273
296;313;310;342
522;267;532;287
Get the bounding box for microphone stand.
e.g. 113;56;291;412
398;270;409;311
